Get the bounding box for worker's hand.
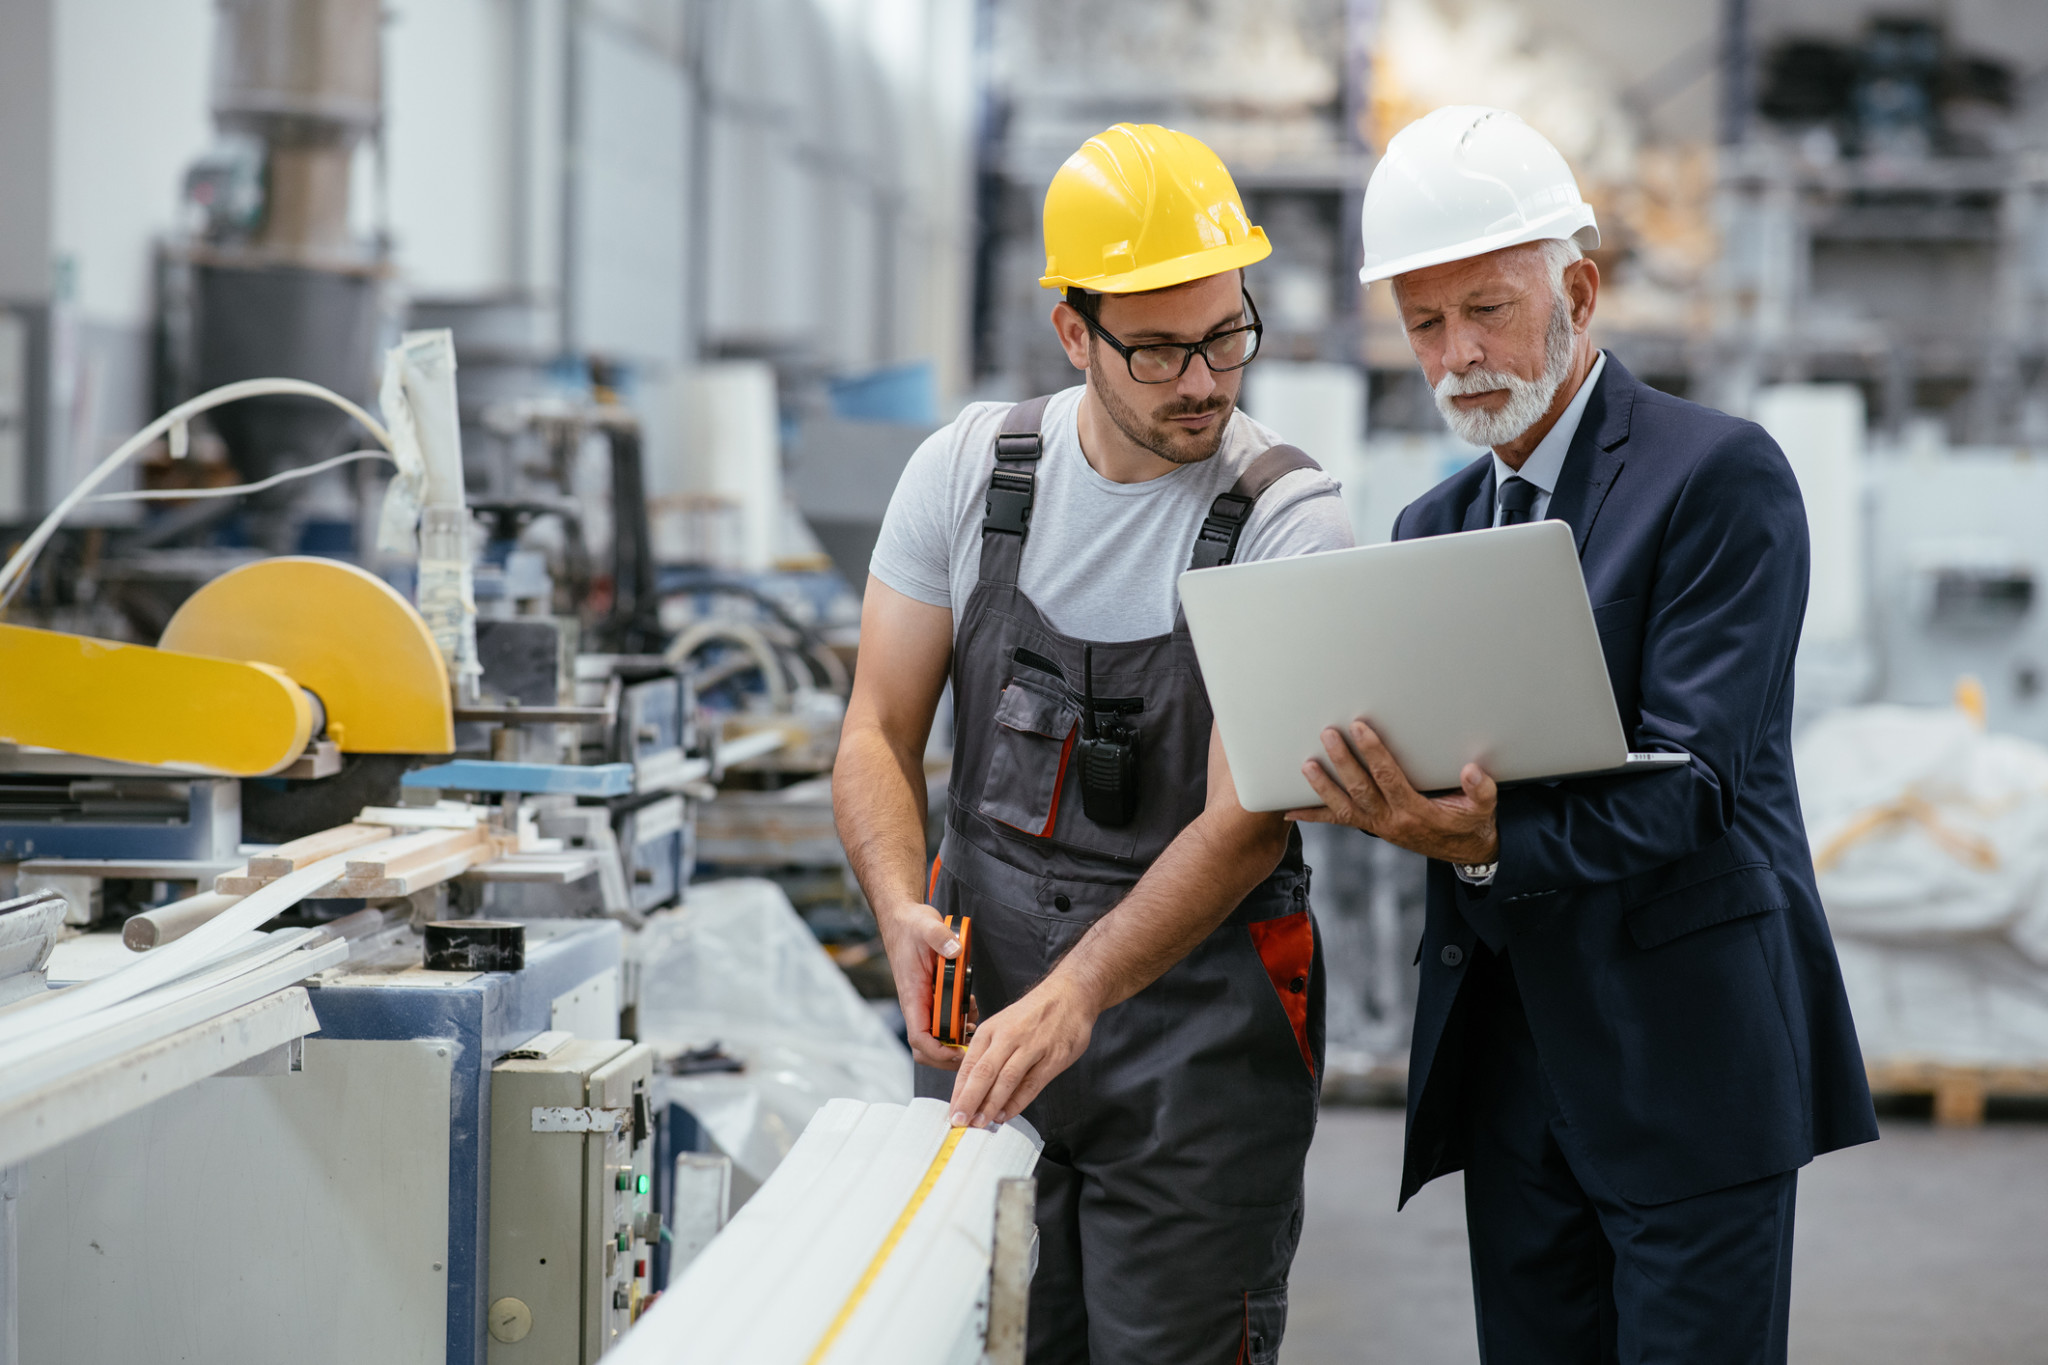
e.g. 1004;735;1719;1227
947;975;1095;1130
1287;720;1500;866
875;899;968;1069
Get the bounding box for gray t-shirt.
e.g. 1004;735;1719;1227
871;385;1354;641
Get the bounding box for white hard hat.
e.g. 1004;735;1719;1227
1358;106;1599;285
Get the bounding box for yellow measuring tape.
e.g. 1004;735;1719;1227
804;1125;967;1364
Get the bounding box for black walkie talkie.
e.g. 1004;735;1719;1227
1077;645;1139;826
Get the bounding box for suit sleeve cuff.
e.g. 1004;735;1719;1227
1489;788;1544;899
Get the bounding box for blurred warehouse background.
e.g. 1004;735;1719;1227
5;1;2048;1357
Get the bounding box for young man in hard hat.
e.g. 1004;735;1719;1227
1291;106;1877;1363
833;123;1352;1363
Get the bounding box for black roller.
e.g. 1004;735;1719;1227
425;919;526;972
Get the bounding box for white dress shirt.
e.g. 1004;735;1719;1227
1459;351;1606;886
1488;351;1606;526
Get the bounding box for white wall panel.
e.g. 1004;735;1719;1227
384;0;517;297
50;0;212;327
571;16;688;365
0;0;54;304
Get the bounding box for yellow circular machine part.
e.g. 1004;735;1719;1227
160;556;455;755
0;623;313;776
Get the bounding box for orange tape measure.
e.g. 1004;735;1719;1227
929;912;973;1049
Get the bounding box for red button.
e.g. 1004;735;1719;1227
635;1260;646;1278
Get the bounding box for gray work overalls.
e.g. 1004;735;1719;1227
928;395;1326;1365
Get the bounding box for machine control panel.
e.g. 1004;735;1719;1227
488;1038;657;1363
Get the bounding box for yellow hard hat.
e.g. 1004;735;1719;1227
1039;123;1270;294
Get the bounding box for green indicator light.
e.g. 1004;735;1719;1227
617;1232;629;1252
636;1174;650;1195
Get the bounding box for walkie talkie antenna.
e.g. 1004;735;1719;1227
1082;644;1099;742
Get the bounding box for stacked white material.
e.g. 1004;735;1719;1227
1798;704;2048;1062
0;827;422;1105
612;1098;1040;1365
0;890;66;1007
635;879;911;1184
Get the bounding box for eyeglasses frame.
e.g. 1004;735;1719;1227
1071;287;1265;385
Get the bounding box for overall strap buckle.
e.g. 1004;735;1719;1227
1188;491;1256;570
982;396;1054;540
993;429;1043;463
984;470;1037;535
1184;443;1322;572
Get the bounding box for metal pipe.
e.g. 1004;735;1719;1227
317;906;398;942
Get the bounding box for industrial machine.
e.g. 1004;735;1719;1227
0;3;968;1363
12;917;630;1365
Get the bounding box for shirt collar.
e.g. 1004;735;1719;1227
1491;350;1606;499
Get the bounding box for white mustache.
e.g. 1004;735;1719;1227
1436;368;1528;399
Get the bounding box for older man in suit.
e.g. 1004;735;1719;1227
1292;107;1878;1364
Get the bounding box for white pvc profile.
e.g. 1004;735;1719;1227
612;1098;1041;1365
0;841;397;1050
0;930;346;1102
824;1111;1040;1364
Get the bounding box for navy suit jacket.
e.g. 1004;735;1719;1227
1395;354;1878;1208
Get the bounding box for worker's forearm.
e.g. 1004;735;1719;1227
832;726;934;914
1050;807;1289;1013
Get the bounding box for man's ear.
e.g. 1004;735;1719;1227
1566;257;1600;332
1051;301;1093;372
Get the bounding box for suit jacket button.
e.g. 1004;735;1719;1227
1440;944;1465;968
1053;894;1071;912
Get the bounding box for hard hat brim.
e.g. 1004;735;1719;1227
1359;208;1598;286
1040;229;1271;294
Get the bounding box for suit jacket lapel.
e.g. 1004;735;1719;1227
1545;352;1635;554
1461;463;1496;533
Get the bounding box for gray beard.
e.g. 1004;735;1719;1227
1433;288;1577;449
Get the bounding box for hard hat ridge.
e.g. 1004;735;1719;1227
1358;105;1599;285
1040;122;1270;295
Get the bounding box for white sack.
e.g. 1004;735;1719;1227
1797;703;2048;961
635;879;911;1182
1797;703;2048;1065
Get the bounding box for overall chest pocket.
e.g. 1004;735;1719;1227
977;678;1080;838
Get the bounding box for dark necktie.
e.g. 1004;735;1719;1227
1498;476;1538;526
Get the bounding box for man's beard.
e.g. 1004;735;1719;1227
1433;286;1577;449
1091;354;1234;466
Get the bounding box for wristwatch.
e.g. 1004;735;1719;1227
1455;861;1498;885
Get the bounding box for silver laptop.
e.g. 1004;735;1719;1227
1178;519;1689;813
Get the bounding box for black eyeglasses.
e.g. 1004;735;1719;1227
1075;289;1265;384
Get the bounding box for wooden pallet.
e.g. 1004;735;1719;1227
1865;1059;2048;1126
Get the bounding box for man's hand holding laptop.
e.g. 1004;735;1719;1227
1287;719;1499;867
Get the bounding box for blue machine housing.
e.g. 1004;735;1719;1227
0;777;240;861
305;918;624;1365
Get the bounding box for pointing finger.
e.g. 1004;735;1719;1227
971;1042;1041;1129
948;1022;1008;1125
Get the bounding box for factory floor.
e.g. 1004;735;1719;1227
1288;1107;2048;1363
